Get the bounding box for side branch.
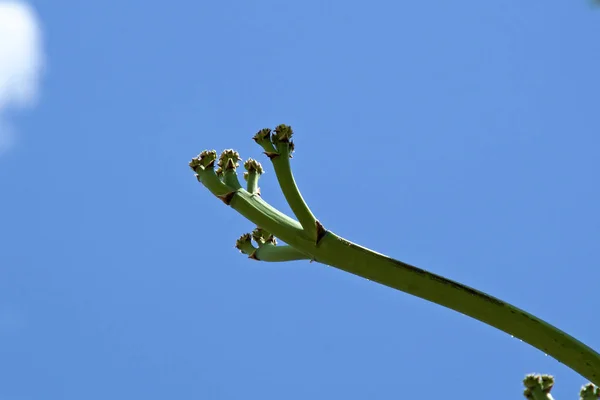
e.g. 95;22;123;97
254;126;319;240
235;233;311;262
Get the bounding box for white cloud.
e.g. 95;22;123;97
0;1;44;153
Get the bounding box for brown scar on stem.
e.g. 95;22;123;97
315;220;327;245
217;191;236;205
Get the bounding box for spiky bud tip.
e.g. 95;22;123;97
540;375;554;392
218;149;241;171
252;227;277;245
271;125;294;157
235;233;258;257
273;124;293;143
580;383;600;400
244;158;264;174
235;233;252;249
524;374;543;389
523;374;555;400
189;149;217;170
253;128;272;143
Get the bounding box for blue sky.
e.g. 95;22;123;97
1;0;599;399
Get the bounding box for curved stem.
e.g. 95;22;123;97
313;231;600;386
194;166;600;385
269;145;318;240
190;125;600;387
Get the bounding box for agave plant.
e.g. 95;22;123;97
189;124;600;397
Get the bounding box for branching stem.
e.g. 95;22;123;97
189;125;600;387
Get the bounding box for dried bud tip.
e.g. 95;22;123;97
244;158;264;174
580;383;600;398
540;375;554;391
273;124;293;143
253;128;272;142
189;149;217;170
235;233;252;249
523;374;554;392
252;227;277;245
523;375;542;388
218;149;241;170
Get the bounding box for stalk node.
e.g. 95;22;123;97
217;191;236;205
315;220;327;245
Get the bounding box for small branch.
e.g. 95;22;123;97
254;125;319;240
235;232;310;262
235;233;257;255
189;150;231;196
243;158;263;195
218;149;242;190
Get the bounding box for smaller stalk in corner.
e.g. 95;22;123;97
580;383;600;400
523;374;555;400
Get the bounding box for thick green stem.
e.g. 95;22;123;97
312;232;600;386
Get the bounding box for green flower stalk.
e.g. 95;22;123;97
253;125;318;240
217;149;242;190
234;230;310;262
243;158;263;195
189;125;600;386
